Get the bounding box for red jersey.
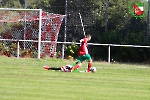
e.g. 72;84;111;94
61;65;72;72
78;38;88;56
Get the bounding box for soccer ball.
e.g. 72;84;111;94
90;67;96;73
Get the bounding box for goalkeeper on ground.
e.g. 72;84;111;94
43;65;96;72
44;65;78;72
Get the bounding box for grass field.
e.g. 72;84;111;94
0;56;150;100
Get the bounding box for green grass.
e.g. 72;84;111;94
0;56;150;100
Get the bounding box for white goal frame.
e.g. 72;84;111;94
0;8;42;59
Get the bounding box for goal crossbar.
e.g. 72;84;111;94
0;8;41;11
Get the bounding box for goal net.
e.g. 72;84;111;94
0;8;65;58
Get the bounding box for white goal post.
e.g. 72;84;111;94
0;8;65;59
0;8;42;58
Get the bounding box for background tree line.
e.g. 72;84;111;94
0;0;150;63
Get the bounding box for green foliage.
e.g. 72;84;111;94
118;47;150;62
94;30;150;62
27;0;52;10
0;0;23;8
0;41;38;58
98;30;120;44
0;0;150;62
65;42;79;59
0;42;13;57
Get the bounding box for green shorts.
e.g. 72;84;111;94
77;54;91;63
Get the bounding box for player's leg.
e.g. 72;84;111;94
87;59;92;72
44;65;61;70
44;65;50;70
70;56;83;72
85;54;92;72
71;62;82;72
50;67;61;70
72;60;80;66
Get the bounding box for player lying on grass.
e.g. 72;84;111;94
43;65;96;72
44;65;73;72
70;34;92;72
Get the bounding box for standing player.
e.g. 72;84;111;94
71;34;92;72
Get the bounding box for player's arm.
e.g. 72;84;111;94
80;39;84;43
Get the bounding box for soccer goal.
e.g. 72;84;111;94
0;8;65;59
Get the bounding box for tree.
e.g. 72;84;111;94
0;0;149;62
0;0;23;8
